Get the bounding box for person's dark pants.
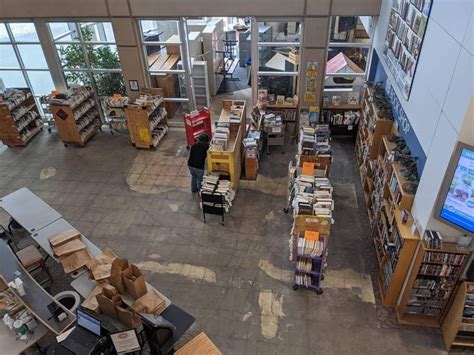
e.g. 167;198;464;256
188;166;204;192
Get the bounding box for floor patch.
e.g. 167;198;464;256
242;312;252;322
258;259;292;283
332;182;358;208
40;167;56;180
136;260;216;283
258;290;285;339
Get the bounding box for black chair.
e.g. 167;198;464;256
201;191;225;225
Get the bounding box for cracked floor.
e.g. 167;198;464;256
0;127;457;354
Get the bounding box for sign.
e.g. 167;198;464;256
304;61;319;103
57;109;68;121
382;0;433;100
139;128;150;144
110;329;141;354
129;80;139;92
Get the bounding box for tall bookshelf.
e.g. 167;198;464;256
124;88;168;149
442;282;474;350
0;88;43;147
396;242;470;327
49;86;101;147
321;104;362;136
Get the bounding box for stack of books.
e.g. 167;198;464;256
263;113;283;133
201;173;235;212
210;122;230;151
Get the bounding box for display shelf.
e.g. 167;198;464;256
0;88;43;147
395;241;470;328
322;103;363;110
124;88;168;150
207;100;246;190
48;86;101;147
184;108;212;147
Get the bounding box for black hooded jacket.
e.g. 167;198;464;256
187;140;209;169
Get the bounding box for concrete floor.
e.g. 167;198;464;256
0;125;460;354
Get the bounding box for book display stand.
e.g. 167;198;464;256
0;88;43;147
184;108;212;148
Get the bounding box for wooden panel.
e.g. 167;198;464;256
50;106;81;143
175;332;221;355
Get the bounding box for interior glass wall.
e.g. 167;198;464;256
324;16;374;103
48;21;125;97
138;19;190;117
255;19;301;100
0;22;55;114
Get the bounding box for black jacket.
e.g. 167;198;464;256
187;141;209;169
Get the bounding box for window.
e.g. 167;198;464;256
255;19;301;101
49;22;125;98
0;22;55;116
138;19;192;115
324;16;375;104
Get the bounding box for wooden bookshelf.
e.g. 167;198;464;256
49;86;101;147
395;242;470;328
207;100;246;190
0;88;43;147
442;282;474;350
124;88;168;149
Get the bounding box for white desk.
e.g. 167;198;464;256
31;218;102;262
0;322;48;355
0;187;61;233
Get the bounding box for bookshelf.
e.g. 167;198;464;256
48;86;101;147
442;282;474;350
0;88;43;147
207;100;246;190
321;106;361;136
124;88;168;149
395;241;470;327
184;108;212;147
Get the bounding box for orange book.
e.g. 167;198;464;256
302;162;315;176
304;230;319;241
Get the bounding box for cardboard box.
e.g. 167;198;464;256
123;264;147;299
103;284;119;299
59;249;92;274
53;238;86;257
132;290;166;315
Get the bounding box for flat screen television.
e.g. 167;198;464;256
434;142;474;234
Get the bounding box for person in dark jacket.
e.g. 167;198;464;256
188;133;210;193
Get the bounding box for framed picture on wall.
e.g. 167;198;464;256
382;0;433;100
129;80;139;92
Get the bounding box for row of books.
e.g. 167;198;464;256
418;264;461;278
210;122;230;151
422;252;466;266
201;173;235;212
294;273;315;288
423;230;443;249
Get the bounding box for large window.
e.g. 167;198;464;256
324;16;375;105
0;22;55;111
138;19;192;116
49;22;125;97
255;19;301;100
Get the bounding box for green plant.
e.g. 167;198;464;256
58;26;126;96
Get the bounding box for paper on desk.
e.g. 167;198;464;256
56;327;75;343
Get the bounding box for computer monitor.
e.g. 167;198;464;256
77;308;101;336
434;142;474;234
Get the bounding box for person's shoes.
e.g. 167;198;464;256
191;189;198;194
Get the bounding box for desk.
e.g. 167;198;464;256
0;240;75;335
0;187;61;233
31;218;102;262
0;322;48;355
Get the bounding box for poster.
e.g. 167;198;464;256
382;0;433;100
440;149;474;233
110;330;141;354
304;61;319;103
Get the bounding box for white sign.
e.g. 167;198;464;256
110;330;141;354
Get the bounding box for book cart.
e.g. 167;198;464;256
291;215;330;294
0;88;43;147
442;282;474;350
395;235;470;328
124;88;168;150
184;107;212;148
321;103;362;137
48;86;101;147
207;100;246;190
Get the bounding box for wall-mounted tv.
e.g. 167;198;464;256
434;142;474;234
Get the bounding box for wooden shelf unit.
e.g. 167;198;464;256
395;242;470;328
442;282;474;350
124;88;168;149
0;88;43;146
207;100;246;190
49;86;101;147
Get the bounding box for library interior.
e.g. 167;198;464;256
0;0;473;354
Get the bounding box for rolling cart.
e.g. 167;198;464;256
201;191;225;225
292;234;326;294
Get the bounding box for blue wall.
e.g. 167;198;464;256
368;52;426;176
